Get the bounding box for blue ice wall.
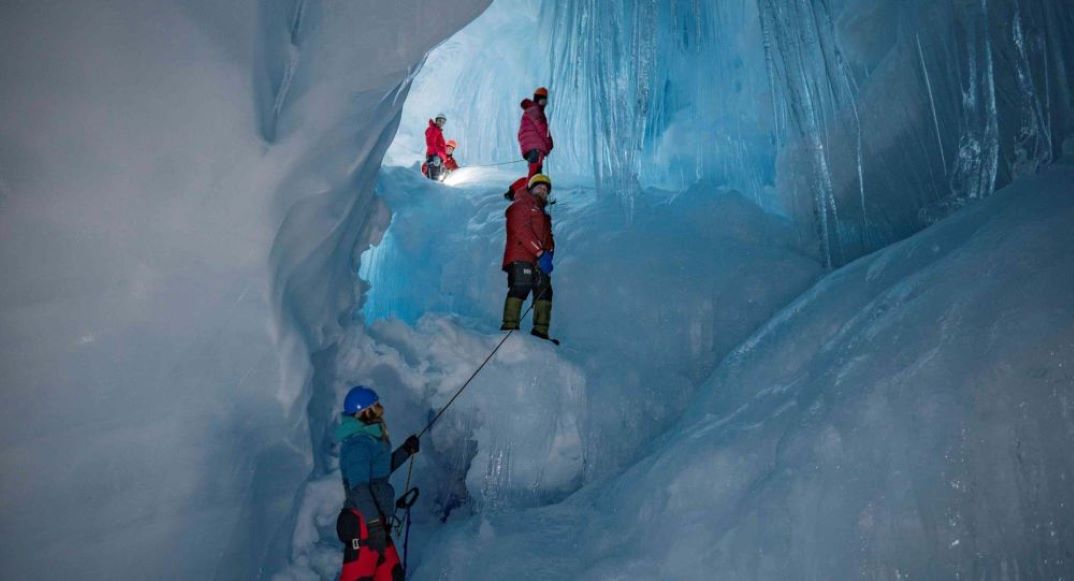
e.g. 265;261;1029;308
394;0;1073;267
537;0;1074;262
0;0;491;578
310;0;1074;578
542;0;777;204
414;161;1074;581
390;0;779;210
760;0;1074;265
387;0;549;171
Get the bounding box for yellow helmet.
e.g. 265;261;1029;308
528;174;552;191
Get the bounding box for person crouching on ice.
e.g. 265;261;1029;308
422;139;460;181
443;140;460;174
501;174;557;343
335;385;420;581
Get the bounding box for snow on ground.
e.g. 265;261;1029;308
277;163;822;577
412;162;1074;579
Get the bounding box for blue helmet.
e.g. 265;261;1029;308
343;385;379;415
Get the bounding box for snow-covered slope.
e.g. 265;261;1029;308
414;163;1074;579
0;1;489;578
276;165;822;579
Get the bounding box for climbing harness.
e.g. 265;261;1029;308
393;487;420;573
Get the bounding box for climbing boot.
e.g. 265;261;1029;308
501;297;523;331
531;299;553;337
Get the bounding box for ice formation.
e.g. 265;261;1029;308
0;0;490;578
413;162;1074;580
2;0;1072;579
287;0;1074;578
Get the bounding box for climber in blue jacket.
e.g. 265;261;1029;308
335;385;420;581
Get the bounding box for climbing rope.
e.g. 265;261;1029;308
401;502;413;573
462;159;526;169
393;288;549;540
392;200;555;577
426;287;548;440
422;329;516;438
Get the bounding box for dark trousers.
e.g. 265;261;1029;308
425;155;444;181
524;149;545;178
506;261;553;302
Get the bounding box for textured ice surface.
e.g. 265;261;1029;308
758;0;1073;264
0;0;490;578
393;0;1073;267
362;167;820;478
411;162;1074;581
3;0;1072;579
391;0;778;206
277;165;821;578
387;0;546;173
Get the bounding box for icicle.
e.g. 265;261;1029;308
917;33;948;172
1008;0;1052;178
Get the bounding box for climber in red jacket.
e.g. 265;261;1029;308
423;139;459;180
517;87;553;178
501;173;557;343
424;113;448;181
444;140;460;172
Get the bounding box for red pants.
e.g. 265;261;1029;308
339;545;401;581
337;509;404;581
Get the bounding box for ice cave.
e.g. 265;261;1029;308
1;0;1073;579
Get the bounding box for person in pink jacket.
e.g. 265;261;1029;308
517;87;553;178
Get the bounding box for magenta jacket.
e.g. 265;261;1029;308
517;99;553;157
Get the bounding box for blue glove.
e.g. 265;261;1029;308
538;251;554;274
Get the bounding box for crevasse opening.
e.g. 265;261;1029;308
280;0;1074;579
279;2;826;577
2;0;1073;579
